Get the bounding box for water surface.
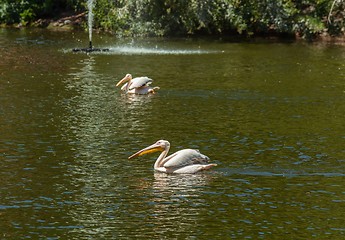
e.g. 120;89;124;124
1;29;345;239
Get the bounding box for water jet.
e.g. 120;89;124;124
72;0;109;53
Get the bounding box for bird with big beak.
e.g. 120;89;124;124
116;73;160;95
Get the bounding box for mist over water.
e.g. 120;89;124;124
103;46;219;55
68;41;220;55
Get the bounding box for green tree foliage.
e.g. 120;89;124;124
1;0;344;39
0;0;82;25
91;0;344;38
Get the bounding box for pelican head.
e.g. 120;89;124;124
116;73;132;87
128;140;169;159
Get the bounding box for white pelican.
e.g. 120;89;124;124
128;140;217;174
116;73;160;95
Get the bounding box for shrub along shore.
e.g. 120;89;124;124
1;0;345;41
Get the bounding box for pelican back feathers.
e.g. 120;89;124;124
128;77;153;90
163;149;210;168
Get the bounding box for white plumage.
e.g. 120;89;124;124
116;74;159;95
128;140;217;174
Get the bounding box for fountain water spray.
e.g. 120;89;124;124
87;0;94;49
72;0;109;53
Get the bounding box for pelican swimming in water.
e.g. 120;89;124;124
128;140;217;174
116;73;160;94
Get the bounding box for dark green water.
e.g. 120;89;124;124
1;28;345;239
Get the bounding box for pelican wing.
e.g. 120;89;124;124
163;149;210;168
128;77;153;90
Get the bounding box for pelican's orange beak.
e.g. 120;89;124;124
128;143;164;159
116;75;130;87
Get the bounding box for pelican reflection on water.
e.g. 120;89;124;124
116;73;160;95
129;140;217;174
